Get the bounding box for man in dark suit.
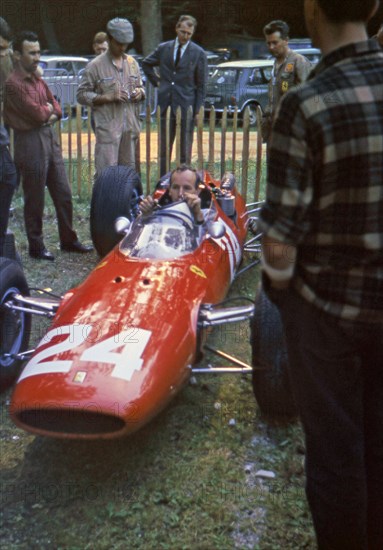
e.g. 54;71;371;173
142;15;207;176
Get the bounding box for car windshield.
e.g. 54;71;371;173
73;61;87;74
119;202;202;260
210;68;238;86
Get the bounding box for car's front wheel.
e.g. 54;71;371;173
0;258;31;392
90;166;142;257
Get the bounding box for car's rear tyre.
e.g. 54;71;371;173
251;287;297;419
90;166;142;257
0;258;31;392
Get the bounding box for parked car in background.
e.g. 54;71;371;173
206;47;240;76
207;37;313;60
39;55;89;75
39;54;156;118
291;47;321;65
204;59;273;126
39;55;89;116
206;47;239;65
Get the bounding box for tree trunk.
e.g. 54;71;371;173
40;0;62;53
140;0;162;56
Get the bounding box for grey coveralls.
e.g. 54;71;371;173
77;51;145;175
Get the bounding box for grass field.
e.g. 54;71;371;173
0;169;316;549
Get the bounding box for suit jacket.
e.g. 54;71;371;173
142;39;207;116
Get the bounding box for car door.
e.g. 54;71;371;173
239;65;271;114
205;67;238;113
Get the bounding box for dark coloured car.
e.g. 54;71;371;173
205;47;240;74
204;60;273;126
206;47;239;64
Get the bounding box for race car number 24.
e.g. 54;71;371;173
18;324;152;383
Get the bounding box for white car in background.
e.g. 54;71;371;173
39;54;156;118
39;55;89;116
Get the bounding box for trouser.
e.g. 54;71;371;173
160;110;194;177
94;128;138;177
14;127;77;254
273;288;383;550
0;184;15;256
0;145;18;256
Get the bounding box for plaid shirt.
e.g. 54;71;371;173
259;40;383;323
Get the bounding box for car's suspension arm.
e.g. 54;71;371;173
4;294;60;318
194;302;254;373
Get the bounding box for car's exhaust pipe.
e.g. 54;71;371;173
198;303;254;327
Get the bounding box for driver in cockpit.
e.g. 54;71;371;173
139;164;207;225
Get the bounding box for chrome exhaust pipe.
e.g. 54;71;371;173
198;303;254;327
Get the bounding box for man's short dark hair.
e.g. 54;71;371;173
317;0;378;22
0;17;12;41
170;164;201;189
177;15;197;29
12;31;39;54
263;20;290;39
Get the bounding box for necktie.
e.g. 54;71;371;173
175;44;182;67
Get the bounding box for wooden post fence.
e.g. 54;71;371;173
10;103;265;202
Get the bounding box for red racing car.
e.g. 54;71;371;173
0;168;295;439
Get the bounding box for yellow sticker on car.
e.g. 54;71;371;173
190;265;207;278
73;371;87;384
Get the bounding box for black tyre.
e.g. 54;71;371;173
0;258;31;392
90;166;142;257
251;287;297;418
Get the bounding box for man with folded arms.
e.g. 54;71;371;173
4;30;92;260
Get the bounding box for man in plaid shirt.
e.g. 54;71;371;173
259;0;383;548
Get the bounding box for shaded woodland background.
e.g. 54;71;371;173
1;0;382;56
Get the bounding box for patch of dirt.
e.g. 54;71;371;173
231;433;276;548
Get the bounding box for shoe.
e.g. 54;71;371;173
61;241;93;253
29;249;55;261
